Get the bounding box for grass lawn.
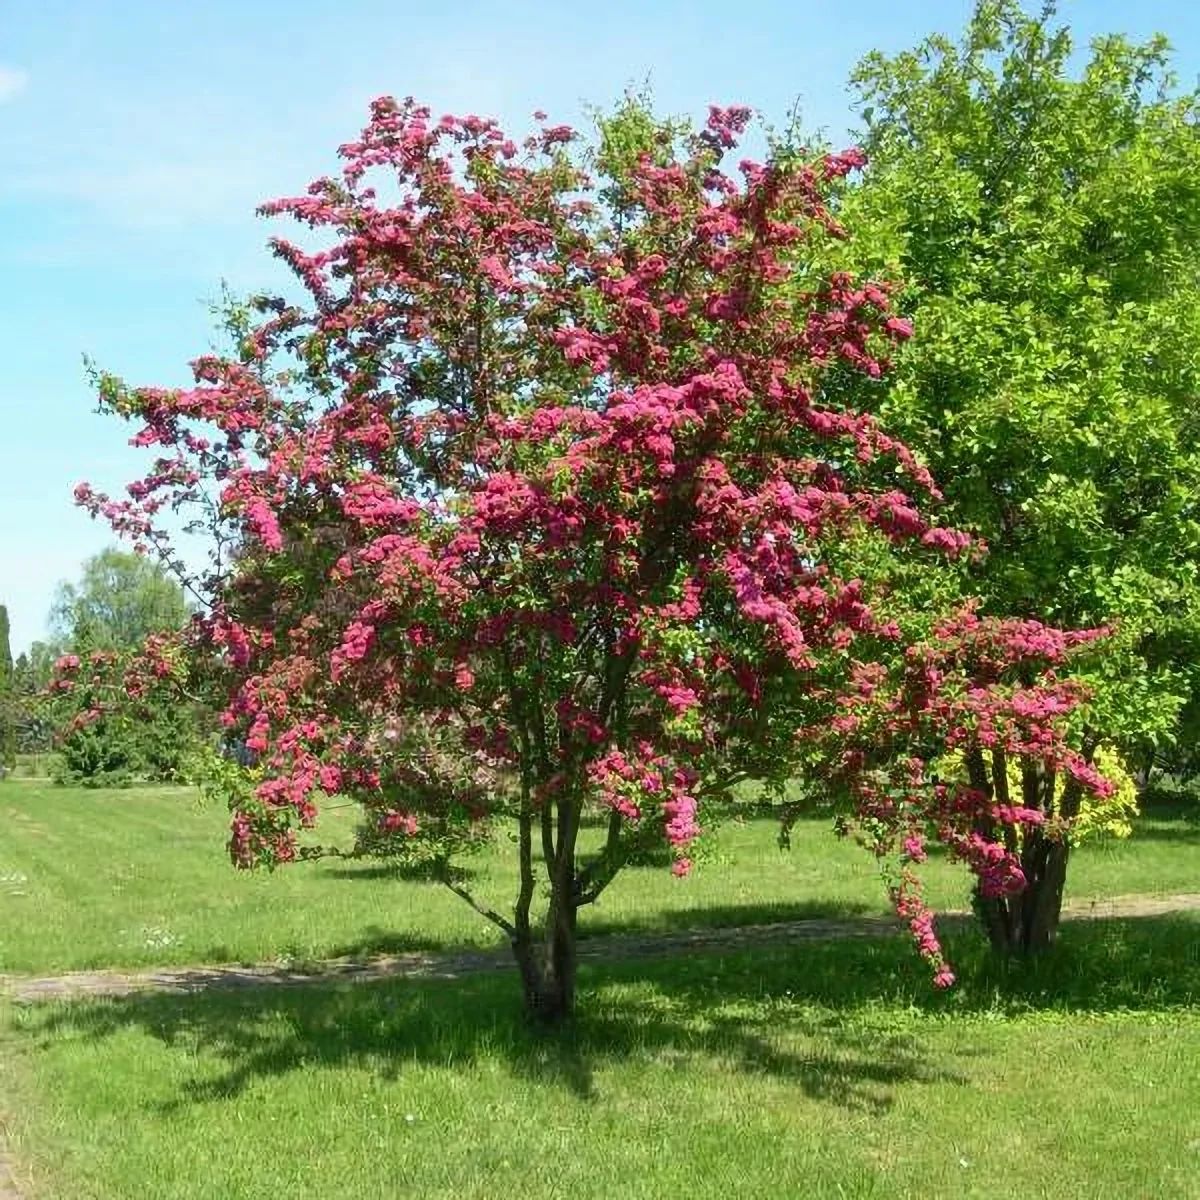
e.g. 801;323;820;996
0;781;1196;1197
1;915;1197;1199
0;781;1197;974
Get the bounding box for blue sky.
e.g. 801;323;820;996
2;0;1198;653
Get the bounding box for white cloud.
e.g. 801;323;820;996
0;66;28;104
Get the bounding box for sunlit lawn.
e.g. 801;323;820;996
0;781;1197;1197
0;781;1196;975
1;915;1197;1199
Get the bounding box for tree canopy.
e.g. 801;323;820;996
50;546;192;654
46;549;197;785
839;0;1200;765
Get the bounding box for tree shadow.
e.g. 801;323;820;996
18;960;952;1116
1117;820;1200;845
1138;791;1200;820
17;914;1197;1118
318;862;483;883
579;897;882;938
316;898;880;961
194;926;465;966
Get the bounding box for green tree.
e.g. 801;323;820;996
0;638;56;766
0;605;16;768
10;651;54;756
837;1;1200;948
19;643;56;693
50;550;199;785
50;547;192;652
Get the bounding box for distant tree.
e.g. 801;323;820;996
49;551;199;785
50;547;192;652
20;643;56;692
10;651;54;755
827;0;1200;950
0;606;11;678
0;605;15;767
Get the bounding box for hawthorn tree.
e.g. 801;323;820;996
813;1;1200;950
70;98;1110;1020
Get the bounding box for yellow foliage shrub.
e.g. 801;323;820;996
931;744;1138;846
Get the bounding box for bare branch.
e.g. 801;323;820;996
438;869;516;938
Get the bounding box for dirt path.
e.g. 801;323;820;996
4;892;1198;1006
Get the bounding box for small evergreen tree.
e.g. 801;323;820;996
0;605;16;769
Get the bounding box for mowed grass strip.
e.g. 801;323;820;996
1;915;1197;1200
0;782;1197;974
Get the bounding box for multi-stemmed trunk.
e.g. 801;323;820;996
435;793;589;1025
973;825;1071;953
966;743;1091;955
505;777;591;1025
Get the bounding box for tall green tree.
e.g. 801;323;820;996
10;651;54;755
835;1;1200;948
18;643;56;693
50;547;192;652
0;605;15;767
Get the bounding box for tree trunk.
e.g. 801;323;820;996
974;829;1070;954
1021;833;1070;950
507;768;582;1026
974;749;1086;956
969;739;1084;955
511;900;578;1024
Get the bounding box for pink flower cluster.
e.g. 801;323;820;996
379;810;419;836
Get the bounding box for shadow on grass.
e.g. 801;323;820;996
318;862;483;883
581;897;882;938
1118;819;1200;845
1138;791;1200;819
317;898;880;960
17;914;1198;1117
18;960;953;1116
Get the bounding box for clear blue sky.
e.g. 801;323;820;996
2;0;1198;653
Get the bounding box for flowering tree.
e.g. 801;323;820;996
815;607;1113;962
71;98;1109;1019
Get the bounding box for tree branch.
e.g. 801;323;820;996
575;809;625;907
438;868;516;938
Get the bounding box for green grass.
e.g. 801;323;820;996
5;754;60;781
0;781;1196;974
2;915;1198;1199
0;782;1197;1196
